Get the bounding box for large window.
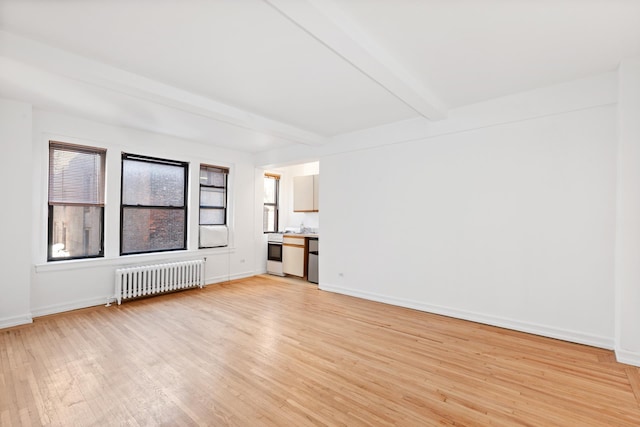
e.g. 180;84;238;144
48;142;105;261
199;165;229;248
263;173;279;233
121;153;188;255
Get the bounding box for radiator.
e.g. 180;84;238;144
115;259;204;305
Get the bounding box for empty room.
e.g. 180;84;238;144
1;0;640;425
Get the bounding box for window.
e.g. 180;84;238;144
263;173;279;233
48;142;105;261
199;165;229;248
121;153;188;255
199;165;228;226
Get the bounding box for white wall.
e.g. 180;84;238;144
615;57;640;366
254;168;269;274
3;67;635;368
30;110;259;317
319;88;618;349
0;99;32;328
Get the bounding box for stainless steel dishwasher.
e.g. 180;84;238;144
307;238;318;284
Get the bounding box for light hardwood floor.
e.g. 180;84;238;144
1;274;639;426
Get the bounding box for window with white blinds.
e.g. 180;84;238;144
48;141;106;260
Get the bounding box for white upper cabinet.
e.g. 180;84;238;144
313;173;319;211
293;174;319;212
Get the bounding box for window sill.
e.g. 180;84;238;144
34;246;235;273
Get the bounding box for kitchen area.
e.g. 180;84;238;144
265;161;319;285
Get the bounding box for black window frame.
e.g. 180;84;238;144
199;164;229;230
47;141;106;262
120;152;189;256
263;173;280;233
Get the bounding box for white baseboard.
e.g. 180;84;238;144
205;270;256;285
31;297;109;318
0;313;33;329
29;271;258;319
615;349;640;367
320;283;614;350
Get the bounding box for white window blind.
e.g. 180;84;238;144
49;142;105;205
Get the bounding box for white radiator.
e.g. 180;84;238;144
115;259;204;305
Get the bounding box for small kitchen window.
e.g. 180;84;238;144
263;173;279;233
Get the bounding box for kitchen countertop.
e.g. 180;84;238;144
283;233;318;238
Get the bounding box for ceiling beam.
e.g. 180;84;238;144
264;0;447;121
0;30;327;146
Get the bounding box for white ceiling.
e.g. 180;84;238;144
1;0;639;153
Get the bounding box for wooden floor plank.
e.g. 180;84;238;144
1;274;639;426
626;366;640;407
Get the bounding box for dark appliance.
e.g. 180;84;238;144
308;238;318;284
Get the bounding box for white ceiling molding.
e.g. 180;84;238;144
264;0;447;121
254;71;617;167
0;30;326;147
